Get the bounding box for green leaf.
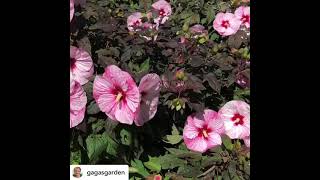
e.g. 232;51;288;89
164;135;182;145
244;160;250;175
198;37;206;44
143;156;161;173
87;101;101;115
176;104;181;111
206;6;216;24
210;33;219;41
222;170;231;180
87;116;97;124
120;128;132;146
130;159;150;177
228;160;237;174
86;132;118;162
171;124;179;135
210;146;223;153
180;10;193;20
177;165;202;178
222;135;234;151
227;161;239;179
159;154;186;169
70;150;81;165
182;22;189;32
189;13;200;24
138;58;150;73
201;155;222;167
165;148;202;160
201;18;207;24
164;124;182;144
91;119;105;133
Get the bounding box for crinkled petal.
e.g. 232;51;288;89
70;0;74;22
184;136;208;153
206;132;222;149
114;101;135;125
134;74;161;126
183;119;200;139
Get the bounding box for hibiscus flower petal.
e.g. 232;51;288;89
184;136;208;153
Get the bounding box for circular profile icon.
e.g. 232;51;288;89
73;166;82;178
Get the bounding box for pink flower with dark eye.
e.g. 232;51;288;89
70;46;94;85
213;12;241;36
243;136;250;148
218;100;250;139
93;65;140;125
127;12;143;32
70;79;87;128
152;0;172;24
183;110;225;153
134;74;161;126
70;0;74;22
235;6;250;28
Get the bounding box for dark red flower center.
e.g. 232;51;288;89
133;20;141;27
70;58;76;70
242;15;249;23
198;125;212;139
112;87;126;102
221;20;230;29
231;113;244;126
140;91;146;97
159;9;165;16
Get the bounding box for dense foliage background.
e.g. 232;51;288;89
70;0;250;179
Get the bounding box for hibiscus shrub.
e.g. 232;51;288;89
70;0;250;179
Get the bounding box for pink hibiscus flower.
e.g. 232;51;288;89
134;74;161;126
127;12;143;32
183;109;225;153
213;12;241;36
93;65;140;125
70;0;74;22
218;100;250;139
235;6;250;28
70;79;87;128
152;0;172;24
70;46;94;85
243;136;250;148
